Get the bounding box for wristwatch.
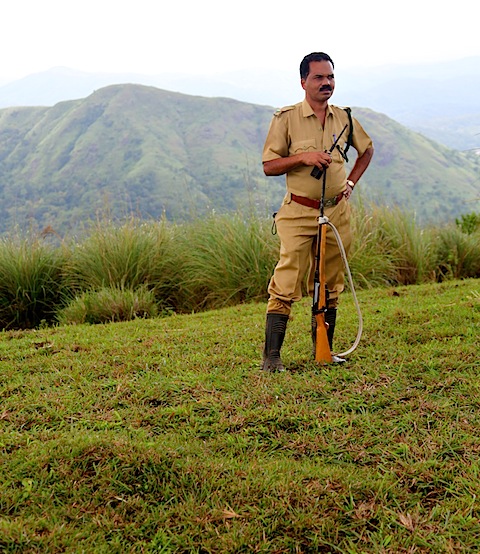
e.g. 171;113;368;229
346;179;355;189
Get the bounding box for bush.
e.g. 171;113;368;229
455;212;480;234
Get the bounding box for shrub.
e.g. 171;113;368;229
455;212;480;235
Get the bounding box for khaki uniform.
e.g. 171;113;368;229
263;100;373;315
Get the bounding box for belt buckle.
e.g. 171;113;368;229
324;193;342;208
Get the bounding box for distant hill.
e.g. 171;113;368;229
0;84;478;236
1;57;479;150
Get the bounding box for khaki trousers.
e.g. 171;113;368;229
267;195;352;315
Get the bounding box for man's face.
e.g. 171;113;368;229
301;60;335;104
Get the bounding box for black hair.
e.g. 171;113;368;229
300;52;334;79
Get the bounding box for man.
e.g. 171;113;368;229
262;52;374;371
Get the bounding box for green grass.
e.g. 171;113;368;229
1;278;479;552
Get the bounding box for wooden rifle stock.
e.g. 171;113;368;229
313;220;332;363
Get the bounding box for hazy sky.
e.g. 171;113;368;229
2;0;478;81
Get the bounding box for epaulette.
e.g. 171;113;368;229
273;105;295;117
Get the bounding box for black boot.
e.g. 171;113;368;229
261;313;288;372
325;308;346;363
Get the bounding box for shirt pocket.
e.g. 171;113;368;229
290;139;317;154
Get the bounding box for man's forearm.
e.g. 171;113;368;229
263;150;334;177
263;155;305;176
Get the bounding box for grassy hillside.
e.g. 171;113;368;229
1;279;480;552
0;84;479;235
0;85;281;232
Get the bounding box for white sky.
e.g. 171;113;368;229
2;0;479;81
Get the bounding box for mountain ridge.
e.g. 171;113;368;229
1;57;479;150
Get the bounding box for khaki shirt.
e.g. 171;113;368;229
262;99;373;199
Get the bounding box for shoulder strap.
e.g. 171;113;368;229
343;107;353;161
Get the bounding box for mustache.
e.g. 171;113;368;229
320;86;332;91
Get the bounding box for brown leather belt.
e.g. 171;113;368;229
291;192;344;210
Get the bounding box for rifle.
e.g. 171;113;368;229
310;124;348;180
311;124;348;363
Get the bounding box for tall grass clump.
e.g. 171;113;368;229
62;218;178;313
350;201;437;286
57;285;158;325
58;218;177;323
173;212;279;311
0;236;65;329
349;201;400;288
373;204;438;284
434;225;480;279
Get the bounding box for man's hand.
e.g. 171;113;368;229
302;150;332;170
343;180;354;200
